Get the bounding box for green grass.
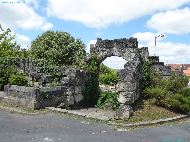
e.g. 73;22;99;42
115;98;180;123
0;102;50;115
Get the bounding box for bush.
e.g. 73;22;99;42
80;54;100;106
82;72;100;106
9;73;28;86
0;66;16;90
143;87;172;106
142;61;152;88
165;74;189;93
96;92;119;110
180;87;190;97
143;70;190;113
168;93;190;113
99;64;119;85
30;31;85;66
99;64;112;74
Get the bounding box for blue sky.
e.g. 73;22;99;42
1;0;190;68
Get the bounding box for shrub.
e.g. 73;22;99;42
99;64;119;85
143;68;190;114
30;31;85;66
99;64;112;74
142;61;152;88
9;73;28;86
165;74;189;93
168;93;190;113
96;92;119;110
82;73;100;106
143;87;172;106
99;71;118;85
81;54;100;106
180;87;190;97
0;66;16;90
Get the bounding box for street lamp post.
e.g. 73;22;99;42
154;34;165;55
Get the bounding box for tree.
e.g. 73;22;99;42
30;31;86;66
0;25;20;58
0;25;28;90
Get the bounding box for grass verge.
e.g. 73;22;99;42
0;102;50;115
112;98;181;124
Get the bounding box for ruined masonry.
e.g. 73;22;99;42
0;37;172;119
91;38;171;119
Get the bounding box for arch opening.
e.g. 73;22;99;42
102;56;128;70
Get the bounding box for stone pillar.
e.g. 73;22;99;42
115;104;133;119
115;91;133;119
33;88;41;109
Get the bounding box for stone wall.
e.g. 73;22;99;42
149;56;172;76
0;57;89;110
91;38;139;63
0;37;172;120
90;38;172;119
90;38;144;119
2;85;84;110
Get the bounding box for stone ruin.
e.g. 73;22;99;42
1;61;88;110
90;38;171;119
0;37;172;119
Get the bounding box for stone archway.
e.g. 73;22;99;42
90;38;148;119
102;56;127;70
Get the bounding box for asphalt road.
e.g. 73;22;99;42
0;110;190;142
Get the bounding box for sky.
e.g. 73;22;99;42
0;0;190;69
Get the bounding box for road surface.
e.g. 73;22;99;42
0;110;190;142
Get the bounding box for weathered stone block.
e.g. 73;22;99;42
115;104;133;119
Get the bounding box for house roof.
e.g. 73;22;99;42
183;69;190;76
167;64;182;70
167;64;190;70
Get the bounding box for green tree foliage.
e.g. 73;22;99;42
0;66;16;90
0;25;28;89
30;31;86;66
142;61;152;88
99;64;119;85
0;26;19;57
9;73;28;86
143;71;190;113
81;54;100;106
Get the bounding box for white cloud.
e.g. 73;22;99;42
41;23;54;31
25;0;39;10
15;33;31;49
147;7;190;34
47;0;190;28
135;32;190;64
0;0;53;30
133;32;166;43
148;42;190;64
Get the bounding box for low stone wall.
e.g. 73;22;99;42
2;85;84;110
147;56;172;77
151;62;172;76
